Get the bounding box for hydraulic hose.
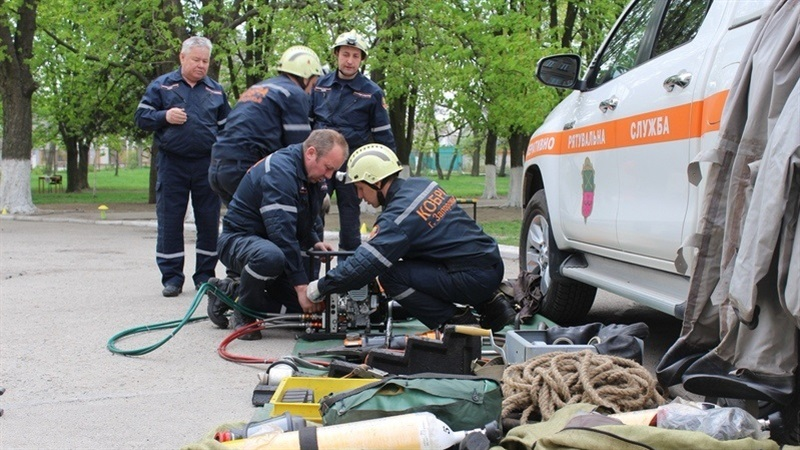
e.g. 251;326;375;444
106;283;310;357
106;284;212;356
216;320;328;365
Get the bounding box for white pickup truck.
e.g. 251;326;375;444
520;0;771;324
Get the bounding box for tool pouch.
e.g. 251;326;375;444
319;373;501;431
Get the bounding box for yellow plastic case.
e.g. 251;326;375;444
269;376;376;422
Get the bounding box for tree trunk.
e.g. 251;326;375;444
507;132;528;207
483;165;498;199
445;148;458;180
46;142;57;175
483;130;497;195
499;148;508;177
389;94;410;164
78;141;91;190
0;0;39;214
471;144;481;177
434;150;443;180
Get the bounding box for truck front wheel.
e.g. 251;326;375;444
519;189;597;324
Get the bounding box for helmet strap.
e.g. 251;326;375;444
285;73;309;90
365;181;387;208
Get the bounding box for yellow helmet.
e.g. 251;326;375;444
277;45;323;79
332;30;369;59
346;144;401;184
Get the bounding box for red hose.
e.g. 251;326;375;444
216;320;330;367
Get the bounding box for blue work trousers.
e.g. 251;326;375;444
218;233;309;317
208;158;255;207
327;173;361;251
156;151;220;288
379;260;504;329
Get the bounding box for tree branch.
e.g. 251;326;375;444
40;28;150;85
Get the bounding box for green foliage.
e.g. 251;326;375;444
18;0;627;187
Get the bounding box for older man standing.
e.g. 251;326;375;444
135;36;231;297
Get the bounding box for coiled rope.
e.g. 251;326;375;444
502;349;666;422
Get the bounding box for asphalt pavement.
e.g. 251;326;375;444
0;203;685;449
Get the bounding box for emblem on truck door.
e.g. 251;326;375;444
581;157;595;223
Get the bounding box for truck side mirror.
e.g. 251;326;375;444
536;54;582;90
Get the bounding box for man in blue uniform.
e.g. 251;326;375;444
205;46;323;326
310;30;396;254
217;130;348;340
135;36;231;297
209;45;323;206
306;144;517;332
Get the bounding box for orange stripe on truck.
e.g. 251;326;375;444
526;90;728;160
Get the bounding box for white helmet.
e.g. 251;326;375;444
277;45;323;79
332;30;369;59
346;144;401;184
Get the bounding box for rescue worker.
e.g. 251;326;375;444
135;36;231;297
208;45;324;206
310;29;396;254
205;46;323;326
217;130;348;340
306;144;517;332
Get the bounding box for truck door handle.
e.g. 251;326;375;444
599;96;618;113
663;71;692;92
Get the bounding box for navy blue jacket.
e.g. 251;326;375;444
135;69;230;159
221;145;323;286
311;71;396;151
316;178;501;295
211;74;311;166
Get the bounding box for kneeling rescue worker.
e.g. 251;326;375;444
306;144;517;332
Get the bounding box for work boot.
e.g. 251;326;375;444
206;277;236;329
443;307;479;328
231;310;262;341
476;291;517;333
162;284;182;297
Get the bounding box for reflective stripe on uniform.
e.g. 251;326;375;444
244;264;274;281
264;83;290;97
395;181;437;225
260;204;298;214
284;124;311;131
263;154;275;173
156;251;185;259
362;242;392;268
393;287;415;300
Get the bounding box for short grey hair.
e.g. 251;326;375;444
181;36;212;55
305;129;349;160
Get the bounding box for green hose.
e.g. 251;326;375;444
106;282;266;356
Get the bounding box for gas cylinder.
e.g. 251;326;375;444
221;412;470;450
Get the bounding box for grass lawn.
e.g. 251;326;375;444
31;168;150;205
31;168;509;204
31;168;520;245
481;220;522;247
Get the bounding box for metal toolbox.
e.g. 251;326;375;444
503;330;596;364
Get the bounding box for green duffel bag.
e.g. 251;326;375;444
319;373;502;432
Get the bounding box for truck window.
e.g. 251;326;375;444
652;0;713;58
591;0;658;88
